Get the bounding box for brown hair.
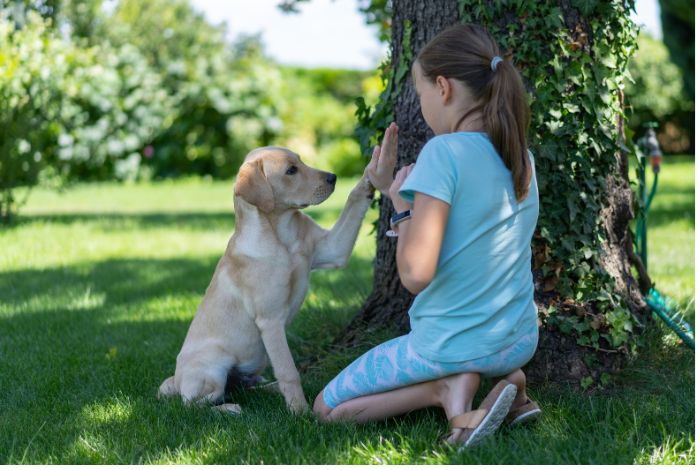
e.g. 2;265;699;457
416;23;532;202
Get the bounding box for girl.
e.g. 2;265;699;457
313;23;541;448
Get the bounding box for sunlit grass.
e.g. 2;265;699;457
0;162;693;464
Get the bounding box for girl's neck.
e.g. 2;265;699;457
451;111;485;134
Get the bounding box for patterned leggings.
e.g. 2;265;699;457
322;324;538;409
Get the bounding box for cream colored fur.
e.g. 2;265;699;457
158;147;374;413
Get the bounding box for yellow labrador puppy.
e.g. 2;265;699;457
158;146;375;413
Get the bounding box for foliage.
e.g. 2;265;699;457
50;42;172;182
59;0;105;40
0;12;62;222
0;8;173;221
355;18;411;160
274;66;377;177
624;33;693;148
100;0;284;179
284;66;373;102
0;0;372;220
0;0;380;221
0;7;164;220
0;0;60;22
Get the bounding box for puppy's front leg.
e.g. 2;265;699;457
256;318;308;413
312;175;374;269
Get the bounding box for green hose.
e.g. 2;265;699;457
645;288;695;350
634;170;659;258
633;137;694;350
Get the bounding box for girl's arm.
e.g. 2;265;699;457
389;167;449;295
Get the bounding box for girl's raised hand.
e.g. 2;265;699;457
366;122;398;196
388;163;415;212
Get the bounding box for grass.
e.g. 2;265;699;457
0;159;694;464
629;155;695;306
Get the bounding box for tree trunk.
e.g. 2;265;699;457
339;0;648;386
339;0;459;347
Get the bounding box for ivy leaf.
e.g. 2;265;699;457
580;376;594;390
599;53;617;69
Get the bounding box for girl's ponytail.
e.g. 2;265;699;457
417;24;532;202
483;56;532;202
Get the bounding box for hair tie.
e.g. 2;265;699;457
490;56;503;72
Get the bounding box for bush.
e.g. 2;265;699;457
103;0;285;179
276;66;378;176
321;138;365;177
0;11;177;221
0;1;379;223
0;13;72;221
52;42;172;181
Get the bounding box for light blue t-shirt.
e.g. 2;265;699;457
399;132;539;363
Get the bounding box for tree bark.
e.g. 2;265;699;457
338;0;647;386
338;0;459;347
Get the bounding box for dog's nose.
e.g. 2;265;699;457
326;173;337;185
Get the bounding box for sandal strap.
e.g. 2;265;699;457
506;399;540;421
448;408;487;430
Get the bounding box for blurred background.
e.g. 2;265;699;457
0;0;694;193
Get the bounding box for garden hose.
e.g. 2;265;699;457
635;127;694;350
645;288;695;349
634;169;659;263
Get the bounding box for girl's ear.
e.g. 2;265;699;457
436;75;452;104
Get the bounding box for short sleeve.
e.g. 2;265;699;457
399;137;457;205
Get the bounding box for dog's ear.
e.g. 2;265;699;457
234;159;275;212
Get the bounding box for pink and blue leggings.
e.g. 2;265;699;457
322;325;538;409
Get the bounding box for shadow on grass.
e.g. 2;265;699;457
629;188;694;232
648;212;695;231
0;250;374;464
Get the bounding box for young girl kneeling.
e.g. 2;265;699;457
313;23;542;448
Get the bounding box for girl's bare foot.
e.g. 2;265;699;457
492;369;529;411
435;373;481;443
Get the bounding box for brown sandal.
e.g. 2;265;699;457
505;398;541;426
441;380;517;449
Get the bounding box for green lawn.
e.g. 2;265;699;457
629;155;695;307
0;160;694;464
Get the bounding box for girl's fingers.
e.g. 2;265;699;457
396;165;410;181
370;145;380;169
381;123;398;159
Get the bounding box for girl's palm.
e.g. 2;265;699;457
367;122;398;195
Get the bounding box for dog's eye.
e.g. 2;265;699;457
286;166;298;175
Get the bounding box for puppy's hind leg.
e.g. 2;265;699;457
179;370;227;406
157;376;178;399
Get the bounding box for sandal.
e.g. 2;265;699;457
441;379;517;449
505;398;541;426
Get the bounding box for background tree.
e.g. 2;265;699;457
347;0;647;386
